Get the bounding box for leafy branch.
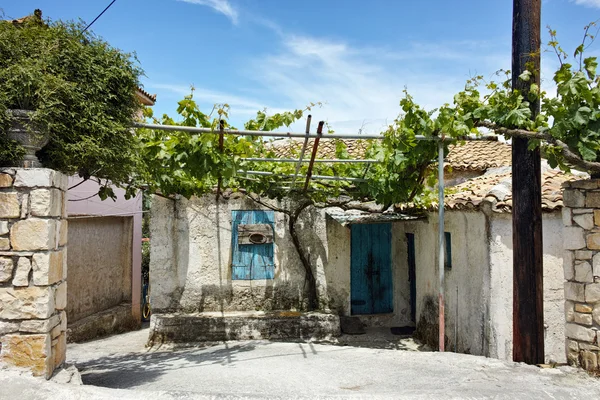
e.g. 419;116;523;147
0;11;143;186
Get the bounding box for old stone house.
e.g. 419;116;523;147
149;139;576;363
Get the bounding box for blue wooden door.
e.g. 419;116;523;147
351;223;393;315
231;210;275;280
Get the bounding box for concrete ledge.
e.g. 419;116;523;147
67;303;139;343
148;311;340;345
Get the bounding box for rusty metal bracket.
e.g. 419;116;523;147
303;121;324;192
289;115;312;191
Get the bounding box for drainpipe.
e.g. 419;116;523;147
438;138;445;352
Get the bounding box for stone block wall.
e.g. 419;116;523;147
0;168;68;378
562;179;600;371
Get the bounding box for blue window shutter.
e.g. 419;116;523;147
231;210;275;280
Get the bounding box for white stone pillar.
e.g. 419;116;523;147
0;168;68;378
562;179;600;371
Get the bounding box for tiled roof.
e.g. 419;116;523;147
270;139;370;159
269;138;511;171
326;208;422;226
445;141;512;171
442;167;579;213
136;87;157;106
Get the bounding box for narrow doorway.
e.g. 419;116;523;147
406;233;417;323
350;223;393;315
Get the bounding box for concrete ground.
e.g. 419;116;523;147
2;327;600;399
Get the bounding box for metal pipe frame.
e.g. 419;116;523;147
133;122;498;142
438;139;445;352
216;120;224;199
241;158;380;163
304;122;324;191
238;170;366;183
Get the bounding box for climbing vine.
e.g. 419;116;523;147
140;23;600;203
137;25;600;310
4;12;598;309
453;23;600;175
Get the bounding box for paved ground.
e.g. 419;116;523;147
2;327;600;399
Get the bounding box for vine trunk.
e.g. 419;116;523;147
288;202;318;311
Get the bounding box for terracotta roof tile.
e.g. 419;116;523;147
270;138;511;170
443;168;579;213
270;139;370;159
136;87;157;105
445;141;512;171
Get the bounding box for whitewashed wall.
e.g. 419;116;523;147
150;194;566;363
397;211;490;355
488;213;566;363
150;194;356;314
150;194;413;326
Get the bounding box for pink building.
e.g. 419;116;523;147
65;89;155;341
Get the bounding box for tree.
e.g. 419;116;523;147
0;11;144;197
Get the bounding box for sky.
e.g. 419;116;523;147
3;0;600;133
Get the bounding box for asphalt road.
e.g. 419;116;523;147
2;328;600;399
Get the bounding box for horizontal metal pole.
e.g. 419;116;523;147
238;170;366;183
240;158;380;163
134;122;383;139
133;122;498;142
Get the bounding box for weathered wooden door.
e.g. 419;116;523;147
231;210;275;280
350;223;393;315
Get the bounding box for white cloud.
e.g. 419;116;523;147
243;35;508;134
147;18;512;134
177;0;238;24
573;0;600;7
147;83;280;119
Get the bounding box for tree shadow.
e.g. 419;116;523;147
76;339;354;390
77;341;261;389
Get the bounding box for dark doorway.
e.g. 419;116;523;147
406;233;417;323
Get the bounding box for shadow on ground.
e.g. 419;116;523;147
77;341;261;389
75;327;428;390
323;327;431;351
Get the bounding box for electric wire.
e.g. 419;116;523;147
82;0;117;33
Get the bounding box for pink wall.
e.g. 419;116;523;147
67;177;142;321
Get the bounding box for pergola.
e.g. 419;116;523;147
134;118;497;352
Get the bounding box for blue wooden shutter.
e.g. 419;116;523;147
231;210;275;280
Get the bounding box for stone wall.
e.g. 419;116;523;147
0;168;68;378
562;179;600;372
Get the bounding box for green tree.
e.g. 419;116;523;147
0;11;144;196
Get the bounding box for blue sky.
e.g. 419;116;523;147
3;0;600;133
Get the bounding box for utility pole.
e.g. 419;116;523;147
511;0;544;364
